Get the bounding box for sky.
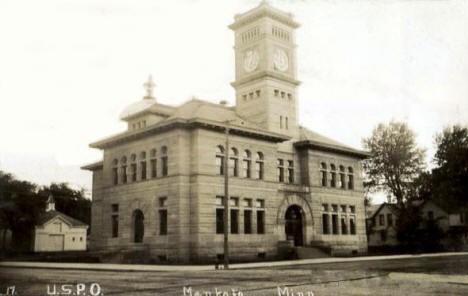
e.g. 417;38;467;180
0;0;467;202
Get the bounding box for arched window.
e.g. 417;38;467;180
130;153;137;182
242;150;251;178
140;151;147;180
216;145;225;175
285;117;289;130
255;152;264;180
112;159;118;185
330;164;336;188
132;209;144;243
161;146;168;176
320;162;327;187
150;149;157;178
348;167;354;190
229;147;238;177
339;165;346;189
121;156;127;184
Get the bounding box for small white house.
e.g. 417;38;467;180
34;195;88;252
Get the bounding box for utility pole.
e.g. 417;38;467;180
223;121;230;269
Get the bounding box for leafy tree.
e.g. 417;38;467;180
362;121;426;205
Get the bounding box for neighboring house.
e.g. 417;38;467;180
33;195;88;252
367;200;467;249
82;1;370;264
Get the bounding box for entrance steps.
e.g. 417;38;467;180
295;246;330;259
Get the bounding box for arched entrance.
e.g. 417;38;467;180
285;205;303;246
132;209;144;243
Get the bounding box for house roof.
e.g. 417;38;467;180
368;202;399;220
80;161;103;171
37;210;88;228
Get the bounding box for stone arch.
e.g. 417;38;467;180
276;195;315;245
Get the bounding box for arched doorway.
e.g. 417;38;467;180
132;209;144;243
285;205;303;246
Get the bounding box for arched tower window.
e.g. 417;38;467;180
150;149;157;178
229;147;238;177
130;154;137;182
242;150;251;178
348;167;354;190
112;159;118;185
255;152;264;180
330;164;337;188
161;146;168;176
216;145;225;175
121;156;127;184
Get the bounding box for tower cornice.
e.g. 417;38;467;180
231;70;301;88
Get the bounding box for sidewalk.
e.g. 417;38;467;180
1;252;467;272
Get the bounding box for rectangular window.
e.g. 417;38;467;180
379;214;385;226
288;161;294;183
340;173;346;189
340;205;347;212
111;204;119;212
387;213;393;225
341;216;348;234
151;159;157;178
242;198;252;207
257;211;265;234
255;162;263;179
112;168;118;185
348;175;354;190
216;209;224;234
230;158;238;177
332;214;338;235
244;210;252;234
321;171;327;187
322;204;329;212
131;163;137;182
350;206;356;213
159;209;167;235
231;209;239;234
256;199;265;208
350;216;356;235
216;156;224;175
111;215;118;238
230;197;239;207
140;161;147;180
159;197;167;207
332;204;338;212
162;157;168;176
331;172;336;187
322;214;329;234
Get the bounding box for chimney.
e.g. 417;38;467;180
386;194;392;204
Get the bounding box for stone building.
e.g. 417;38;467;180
82;1;369;263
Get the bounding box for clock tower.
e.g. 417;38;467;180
229;0;300;137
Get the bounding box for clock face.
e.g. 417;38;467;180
243;50;259;72
273;49;289;72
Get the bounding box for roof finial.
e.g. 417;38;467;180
143;75;156;99
46;194;55;212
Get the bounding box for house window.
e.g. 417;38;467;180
287;160;294;183
427;211;434;220
140;152;147;180
322;214;329;234
159;209;167;235
379;214;385;226
244;210;252;234
231;209;239;234
257;210;265;234
320;163;327;187
161;146;168;176
229;148;238;177
255;152;264;179
380;230;387;241
350;216;356;234
330;164;337;187
242;150;251;178
348;167;354;190
216;145;225;175
216;208;224;234
339;165;346;189
277;159;284;182
387;213;393;226
332;214;338;235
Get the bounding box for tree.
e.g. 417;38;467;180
430;125;468;210
362;121;426;205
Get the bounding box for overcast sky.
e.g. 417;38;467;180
0;0;467;202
